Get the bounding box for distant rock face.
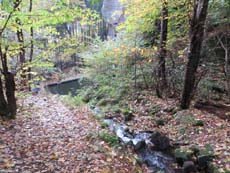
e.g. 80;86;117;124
101;0;125;38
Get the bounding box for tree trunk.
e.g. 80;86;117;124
0;47;17;118
5;72;17;118
0;76;8;117
16;24;25;65
156;0;168;98
225;50;230;102
15;0;26;89
0;0;22;119
223;45;230;102
216;35;230;102
181;0;209;109
28;0;34;90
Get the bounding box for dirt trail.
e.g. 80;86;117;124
0;95;143;173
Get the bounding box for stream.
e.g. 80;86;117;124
45;78;177;173
91;108;175;173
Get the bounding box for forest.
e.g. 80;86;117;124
0;0;229;172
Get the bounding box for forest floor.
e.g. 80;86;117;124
0;92;230;173
113;92;230;172
0;94;146;173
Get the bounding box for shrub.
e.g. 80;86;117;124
61;95;84;108
80;34;155;107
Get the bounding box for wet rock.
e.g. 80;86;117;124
150;132;171;151
197;155;214;168
113;124;133;144
92;109;176;172
133;139;146;150
183;161;197;173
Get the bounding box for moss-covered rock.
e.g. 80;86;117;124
174;148;193;166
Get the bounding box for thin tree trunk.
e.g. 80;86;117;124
181;0;209;109
225;50;230;102
15;1;26;89
16;23;25;65
216;36;230;102
28;0;34;90
0;75;8;117
156;0;168;98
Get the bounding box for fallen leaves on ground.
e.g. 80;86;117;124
0;95;146;173
123;92;230;172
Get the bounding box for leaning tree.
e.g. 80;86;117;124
181;0;210;109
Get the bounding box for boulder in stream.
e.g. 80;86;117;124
150;132;171;151
183;161;197;173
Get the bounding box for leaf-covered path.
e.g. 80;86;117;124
0;95;143;173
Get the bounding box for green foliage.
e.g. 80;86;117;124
81;33;155;107
0;0;100;85
99;120;108;129
61;95;84;108
174;148;193;161
90;0;101;6
208;0;230;26
98;132;120;147
199;144;215;157
118;0;160;33
192;120;204;127
122;107;134;121
176;113;195;126
198;78;225;101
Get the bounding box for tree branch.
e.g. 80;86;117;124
0;0;23;37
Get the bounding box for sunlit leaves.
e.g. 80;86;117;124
118;0;160;33
118;0;193;47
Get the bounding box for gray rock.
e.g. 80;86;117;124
101;0;125;38
132;139;146;150
150;132;171;151
197;155;214;168
32;87;40;95
183;161;197;173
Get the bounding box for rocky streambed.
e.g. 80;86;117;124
90;106;216;173
91;106;175;173
104;119;175;172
